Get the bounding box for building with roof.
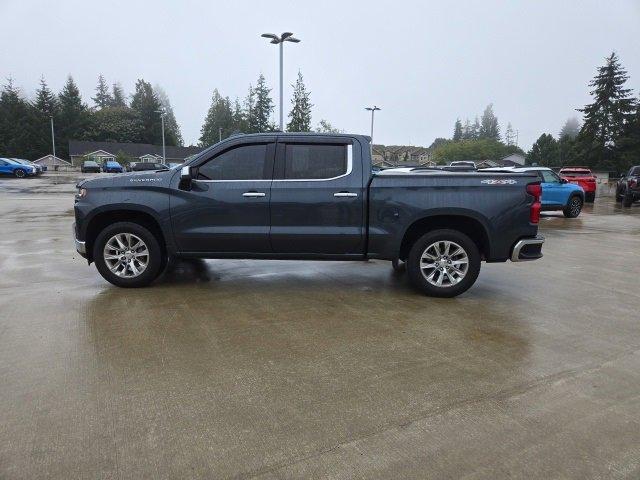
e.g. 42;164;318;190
500;153;526;166
371;144;434;168
68;141;202;166
33;154;72;170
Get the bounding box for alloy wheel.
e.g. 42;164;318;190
103;233;149;278
420;240;469;287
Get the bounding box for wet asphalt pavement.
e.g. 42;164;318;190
1;173;639;479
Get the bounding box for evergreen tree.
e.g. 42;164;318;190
57;76;91;158
32;77;59;157
199;89;234;146
504;122;516;146
618;98;640;169
461;119;473;140
130;79;164;145
575;52;636;168
232;98;247;133
527;133;560;166
559;117;580;140
155;84;183;146
315;119;343;133
286;71;312;132
0;78;40;158
111;82;127;107
90;107;143;143
92;74;113;109
452;118;463;141
479;104;500;141
243;85;257;133
253;74;275;132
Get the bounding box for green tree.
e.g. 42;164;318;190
286;71;312;132
111;82;127;107
92;74;113;109
479;104;500;141
232;98;247;133
527;133;560;166
315;119;342;133
243;85;257;133
504;122;516;146
199;89;234;146
452;119;462;141
432;138;522;163
155;84;183;146
575;52;636;169
130;79;165;145
33;77;58;116
618;98;640;169
31;77;59;158
57;76;92;158
559;117;580;140
0;78;40;158
253;74;275;132
90;107;143;143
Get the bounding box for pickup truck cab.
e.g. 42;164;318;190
616;165;640;207
74;133;544;297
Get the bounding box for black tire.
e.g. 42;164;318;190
616;188;624;202
563;195;583;218
93;222;163;288
14;169;26;178
406;229;481;298
623;193;634;208
585;192;595;203
391;257;405;273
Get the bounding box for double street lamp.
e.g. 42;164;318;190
261;32;301;131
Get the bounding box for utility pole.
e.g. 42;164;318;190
261;32;301;130
156;110;166;164
219;127;222;142
365;106;381;146
50;116;56;158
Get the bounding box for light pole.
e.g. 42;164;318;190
156;109;166;164
365;106;381;146
50;116;56;159
261;32;301;131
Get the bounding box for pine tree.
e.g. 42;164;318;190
58;76;91;158
253;74;275;132
576;52;636;168
111;82;127;107
479;104;500;141
32;77;59;158
316;120;343;133
527;133;560;166
91;107;143;143
130;79;164;145
559;117;580;140
453;119;463;141
232;98;247;133
286;71;312;132
0;78;40;158
34;77;58;116
618;98;640;168
199;89;234;146
92;74;113;109
504;122;516;146
243;85;257;133
155;85;183;146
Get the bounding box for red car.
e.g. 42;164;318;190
559;167;597;203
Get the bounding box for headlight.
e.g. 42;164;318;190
77;188;87;198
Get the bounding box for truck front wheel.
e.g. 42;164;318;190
93;222;163;288
406;229;481;298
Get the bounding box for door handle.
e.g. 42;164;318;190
242;192;266;197
334;192;358;197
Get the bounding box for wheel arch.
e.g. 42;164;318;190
84;207;167;263
398;212;491;262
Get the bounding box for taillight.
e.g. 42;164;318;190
527;183;542;224
630;179;638;188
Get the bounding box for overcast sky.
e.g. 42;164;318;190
1;0;639;149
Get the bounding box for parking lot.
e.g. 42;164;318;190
1;172;639;479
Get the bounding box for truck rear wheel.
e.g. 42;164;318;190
93;222;163;288
406;229;481;298
623;193;634;207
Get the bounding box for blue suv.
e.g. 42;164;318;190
102;161;124;173
483;166;584;218
0;157;37;178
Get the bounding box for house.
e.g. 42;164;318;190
500;153;526;167
371;144;434;167
476;159;500;169
33;154;72;170
68;140;203;167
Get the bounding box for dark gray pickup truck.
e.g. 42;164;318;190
73;133;544;297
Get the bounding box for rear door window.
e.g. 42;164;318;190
283;144;348;180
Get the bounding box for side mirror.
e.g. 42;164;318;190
561;178;568;184
179;165;198;190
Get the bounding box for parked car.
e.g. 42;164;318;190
559;167;597;202
0;157;37;178
73;133;544;297
616;165;640;207
482;166;584;218
81;161;101;173
11;158;44;175
449;161;477;170
128;162;169;172
102;161;124;173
